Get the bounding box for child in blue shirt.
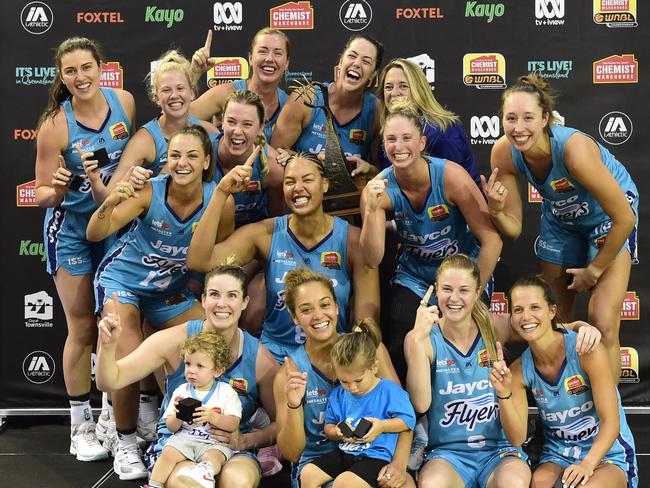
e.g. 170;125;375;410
300;322;416;488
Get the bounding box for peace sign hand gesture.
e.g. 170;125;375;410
413;286;440;340
488;341;512;398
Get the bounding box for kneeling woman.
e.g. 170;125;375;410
404;255;530;488
490;276;637;488
274;267;413;488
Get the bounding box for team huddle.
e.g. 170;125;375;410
34;27;638;488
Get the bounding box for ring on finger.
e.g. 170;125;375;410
420;300;427;306
498;188;505;194
384;473;392;480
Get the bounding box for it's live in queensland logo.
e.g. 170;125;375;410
594;0;637;28
463;53;506;89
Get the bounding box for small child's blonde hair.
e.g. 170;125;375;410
182;331;231;371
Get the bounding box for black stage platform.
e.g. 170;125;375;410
0;415;645;487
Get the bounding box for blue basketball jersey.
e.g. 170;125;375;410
521;330;637;483
232;79;288;142
380;157;479;298
96;174;215;297
293;83;376;159
151;321;262;455
426;325;511;452
379;121;481;188
263;215;351;348
289;346;337;472
141;114;204;176
212;132;269;227
325;378;415;462
511;124;638;232
60;87;131;214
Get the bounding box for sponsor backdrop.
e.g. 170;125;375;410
1;0;647;413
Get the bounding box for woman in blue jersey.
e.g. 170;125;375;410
96;262;279;488
187;152;380;363
485;74;638;379
86;126;234;480
377;58;480;187
489;276;637;488
273;267;412;488
271;34;383;176
361;99;502;381
34;37;135;463
91;50;219;202
404;254;531;488
191;28;290;142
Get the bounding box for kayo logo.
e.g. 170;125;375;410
339;0;372;31
599;111;632;145
21;1;53;34
214;2;243;30
145;6;184;28
465;2;504;23
23;351;56;384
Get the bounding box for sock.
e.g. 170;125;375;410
138;390;159;424
199;460;216;476
117;428;138;450
101;392;113;416
69;393;92;426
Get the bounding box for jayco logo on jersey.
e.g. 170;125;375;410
550;416;598;442
470;116;499;145
527;60;573;79
214;2;243;31
599;111;632;145
439;392;498;431
535;0;565;25
23;351;55;384
540;400;594;423
465;1;505;23
339;0;372;31
150;240;187;256
399;225;452;244
21;1;54;34
439;380;491;396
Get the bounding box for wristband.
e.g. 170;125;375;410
496;392;512;400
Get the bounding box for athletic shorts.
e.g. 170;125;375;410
43;206;114;276
424;445;528;488
535;191;639;267
307;449;388;487
165;435;233;463
260;337;298;365
95;279;197;328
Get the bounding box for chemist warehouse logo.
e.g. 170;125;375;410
270;2;313;30
100;62;123;89
534;0;565;26
620;291;639;320
593;0;637;28
23;351;56;384
463;53;506;89
593;54;638;83
21;2;53;35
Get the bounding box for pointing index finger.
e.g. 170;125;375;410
496;341;504;362
421;285;434;306
204;30;212;51
245;145;261;167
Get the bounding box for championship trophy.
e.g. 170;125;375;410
296;81;368;214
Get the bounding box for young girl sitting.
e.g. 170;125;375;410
148;332;242;488
300;320;416;488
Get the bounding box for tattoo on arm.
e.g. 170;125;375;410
98;204;108;220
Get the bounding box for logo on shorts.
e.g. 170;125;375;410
270;1;314;29
499;449;522;458
339;0;372;31
23;351;55;383
321;252;341;270
621;291;639;320
593;0;637;28
564;374;589;395
24;291;54;328
427;204;449;222
349;129;366;145
599;111;632;145
230;377;249;395
463;53;506;89
593;54;638;83
550;178;574;193
620;346;640;383
21;2;53;34
164;293;187;306
109;122;128;140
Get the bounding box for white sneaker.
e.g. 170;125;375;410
96;409;116;444
113;443;148;480
70;422;110;461
136;416;158;442
177;461;215;488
